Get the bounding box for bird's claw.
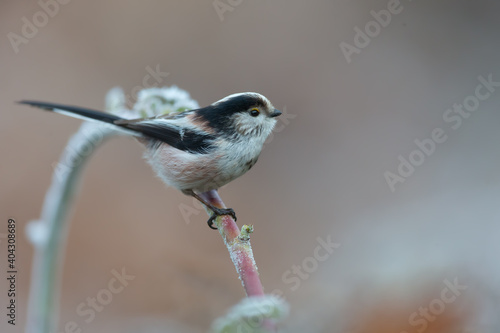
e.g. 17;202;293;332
207;207;237;229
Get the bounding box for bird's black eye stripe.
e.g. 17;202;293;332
250;108;260;117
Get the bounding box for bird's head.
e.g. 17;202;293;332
196;92;281;139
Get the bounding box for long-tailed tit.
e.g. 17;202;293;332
20;92;282;229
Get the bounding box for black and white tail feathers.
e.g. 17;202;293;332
19;100;123;124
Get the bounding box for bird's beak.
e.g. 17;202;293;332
270;109;282;118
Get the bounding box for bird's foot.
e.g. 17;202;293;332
207;207;237;229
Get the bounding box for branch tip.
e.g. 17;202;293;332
239;224;254;241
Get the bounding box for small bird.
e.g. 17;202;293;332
20;92;282;229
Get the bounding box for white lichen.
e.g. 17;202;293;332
133;85;199;118
25;220;49;248
105;87;126;114
211;295;289;333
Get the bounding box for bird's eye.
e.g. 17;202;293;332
250;108;260;117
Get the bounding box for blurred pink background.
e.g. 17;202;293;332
1;1;500;332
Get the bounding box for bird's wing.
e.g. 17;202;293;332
118;118;217;154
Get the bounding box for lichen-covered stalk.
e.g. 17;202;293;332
199;190;266;297
200;190;280;332
25;123;116;333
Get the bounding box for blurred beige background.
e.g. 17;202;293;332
1;1;500;332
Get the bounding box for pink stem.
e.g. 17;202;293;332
199;190;276;331
199;190;265;297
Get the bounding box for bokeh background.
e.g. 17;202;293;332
1;1;500;332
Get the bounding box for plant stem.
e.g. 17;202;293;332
25;123;115;333
199;190;276;331
199;190;265;297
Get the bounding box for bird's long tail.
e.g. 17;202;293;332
19;100;124;124
19;100;199;149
